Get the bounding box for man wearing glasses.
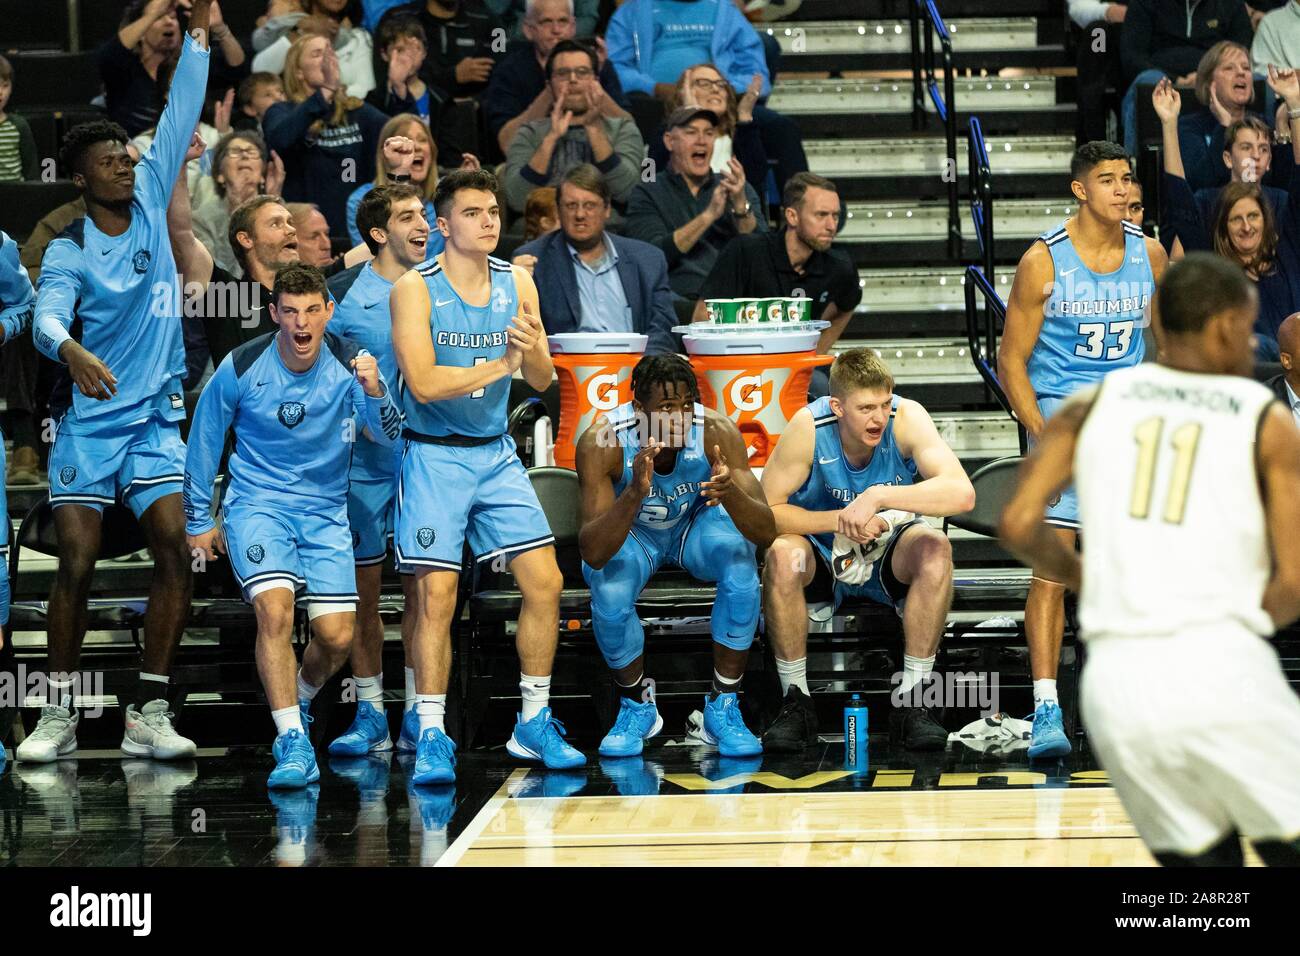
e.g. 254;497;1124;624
502;40;646;215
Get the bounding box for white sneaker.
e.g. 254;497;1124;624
121;700;198;760
15;706;79;763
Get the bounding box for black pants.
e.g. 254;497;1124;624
1074;20;1124;145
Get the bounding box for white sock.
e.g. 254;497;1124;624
1034;678;1058;708
416;695;446;733
272;705;304;737
49;676;76;712
354;673;384;706
404;666;417;713
898;654;936;696
712;669;741;697
296;670;321;706
775;657;809;697
519;673;551;722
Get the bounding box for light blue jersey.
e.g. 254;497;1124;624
329;262;405;479
183;331;401;537
607;401;710;546
33;34;209;431
788;395;919;561
1029;219;1154;399
400;254;519;440
0;230;34;341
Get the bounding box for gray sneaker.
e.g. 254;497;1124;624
15;705;79;763
121;699;198;760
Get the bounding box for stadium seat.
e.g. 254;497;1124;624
9;51;101;109
0;0;71;50
0;181;82;243
944;456;1022;539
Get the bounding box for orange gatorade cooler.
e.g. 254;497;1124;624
681;324;831;467
548;333;649;469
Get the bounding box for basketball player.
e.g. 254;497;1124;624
184;264;401;788
576;354;775;758
391;168;583;783
1001;253;1300;866
998;141;1167;758
18;2;213;764
326;183;430;757
760;349;975;752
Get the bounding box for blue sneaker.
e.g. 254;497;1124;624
412;727;457;785
1028;701;1071;759
328;700;393;756
701;693;762;757
268;729;321;789
507;707;587;769
599;697;663;757
397;707;420;753
599;757;663;797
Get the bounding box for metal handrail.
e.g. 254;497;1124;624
910;0;960;258
963;265;1027;455
966;115;994;282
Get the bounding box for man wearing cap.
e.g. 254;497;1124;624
624;106;766;306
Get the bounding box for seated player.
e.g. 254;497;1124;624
391;168;583;783
575;354;775;758
184;264;401;789
759;349;976;752
325;182;431;757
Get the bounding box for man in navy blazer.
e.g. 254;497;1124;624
513;164;679;355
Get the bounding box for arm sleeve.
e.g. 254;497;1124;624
262;93;333;155
623;184;681;267
183;357;240;536
351;361;402;447
718;6;770;97
31;239;83;361
643;247;680;355
136;33;212;209
605;7;656;96
0;234;35;340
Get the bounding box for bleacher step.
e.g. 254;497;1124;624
840;196;1076;242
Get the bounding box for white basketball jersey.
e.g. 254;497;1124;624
1075;363;1277;641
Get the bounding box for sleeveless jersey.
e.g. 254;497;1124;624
787;396;919;554
1029;219;1154;399
1075;363;1276;641
608;401;710;538
400;254;519;439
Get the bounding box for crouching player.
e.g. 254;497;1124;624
184;265;402;788
576;355;775;757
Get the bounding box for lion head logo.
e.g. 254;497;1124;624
417;527;435;549
59;465;77;486
278;402;306;429
246;544;265;564
132;249;151;274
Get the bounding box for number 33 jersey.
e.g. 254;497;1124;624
1074;363;1276;641
1029;219;1154;399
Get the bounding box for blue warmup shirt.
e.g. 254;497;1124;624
607;400;710;538
787;396;919;558
0;230;34;341
33;33;209;431
329;262;405;479
400;254;519;439
650;0;719;85
183;331;402;536
1028;219;1154;399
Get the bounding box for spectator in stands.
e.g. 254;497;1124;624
193;130;287;275
288;201;339;266
1155;71;1300;357
346;117;477;245
1119;0;1253;153
502;41;645;214
484;0;630;153
255;0;377;100
1070;2;1127;143
1127;177;1149;229
624;106;765;302
496;0;599;40
514;164;677;353
523;184;558;240
1267;311;1300;422
0;55;38;181
647;63;766;208
264;33;388;239
606;0;808;193
366;12;434;119
234;72;287;131
694;172;860;351
1252;1;1300;71
389;0;505;99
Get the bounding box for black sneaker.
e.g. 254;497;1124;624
762;686;819;753
889;703;948;751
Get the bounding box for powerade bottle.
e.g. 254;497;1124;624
844;694;869;771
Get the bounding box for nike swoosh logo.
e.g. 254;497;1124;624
818;456;839;465
1059;267;1078;276
254;381;268;387
364;301;381;309
435;298;455;308
101;249;111;256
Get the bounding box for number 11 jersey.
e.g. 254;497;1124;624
1030;219;1154;400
